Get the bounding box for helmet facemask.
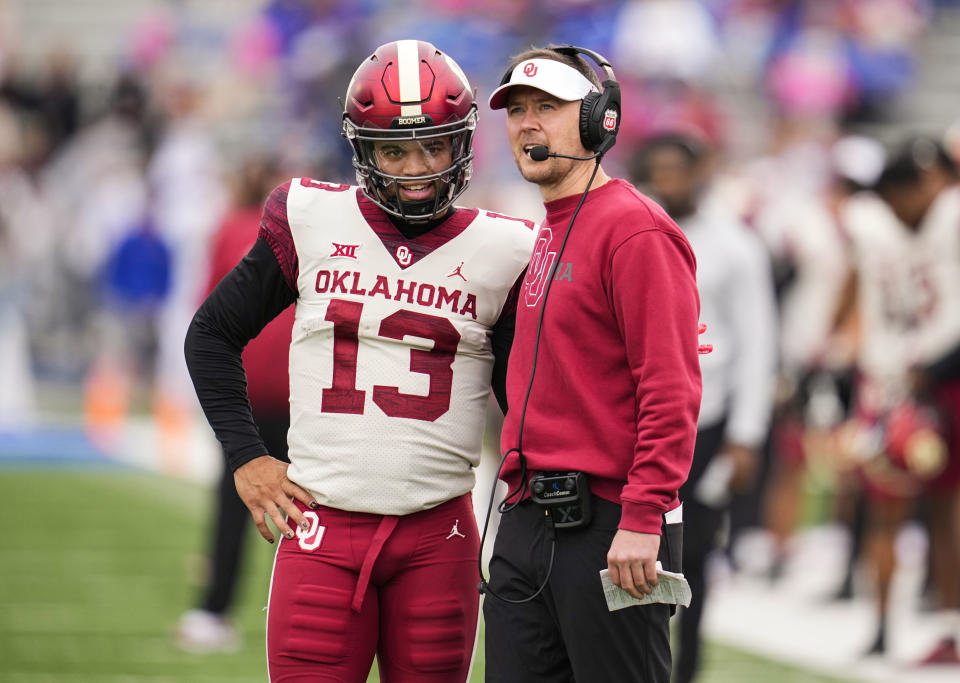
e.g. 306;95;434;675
343;107;477;223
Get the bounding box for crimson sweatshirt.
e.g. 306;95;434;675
500;178;702;535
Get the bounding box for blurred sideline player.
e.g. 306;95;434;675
840;137;960;662
184;40;535;682
630;131;777;683
177;157;294;652
759;136;885;585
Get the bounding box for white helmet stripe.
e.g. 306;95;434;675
397;39;423;116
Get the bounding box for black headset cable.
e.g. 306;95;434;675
478;157;603;604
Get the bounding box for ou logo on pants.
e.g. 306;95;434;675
296;511;326;551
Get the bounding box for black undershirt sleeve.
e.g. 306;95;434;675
184;238;296;472
490;311;515;415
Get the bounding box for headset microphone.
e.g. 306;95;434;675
479;45;618;606
529;145;600;162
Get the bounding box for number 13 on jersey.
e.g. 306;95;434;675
320;299;462;422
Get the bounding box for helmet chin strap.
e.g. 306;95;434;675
399;199;442;223
384;194;454;239
376;175;454;224
387;205;453;238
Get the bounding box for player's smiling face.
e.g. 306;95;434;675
505;86;586;186
372;137;453;203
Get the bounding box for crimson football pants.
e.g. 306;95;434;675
266;493;480;682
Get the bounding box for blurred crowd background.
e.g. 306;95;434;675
0;0;954;418
4;0;960;677
2;0;957;427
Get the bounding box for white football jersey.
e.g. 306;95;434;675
282;180;536;514
762;196;850;372
844;186;960;411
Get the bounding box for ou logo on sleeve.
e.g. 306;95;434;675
396;245;413;266
296;511;326;551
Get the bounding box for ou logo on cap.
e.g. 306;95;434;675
523;62;538;77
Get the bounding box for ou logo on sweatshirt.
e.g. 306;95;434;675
524;227;574;307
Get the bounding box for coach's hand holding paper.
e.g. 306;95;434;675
600;562;692;611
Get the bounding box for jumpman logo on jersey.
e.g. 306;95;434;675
446;519;466;540
448;262;468;282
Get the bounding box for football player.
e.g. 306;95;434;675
185;40;536;682
841;136;960;661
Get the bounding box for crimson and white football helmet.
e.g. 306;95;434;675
884;400;948;480
342;40;477;223
854;399;949;498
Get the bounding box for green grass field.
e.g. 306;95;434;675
0;468;852;682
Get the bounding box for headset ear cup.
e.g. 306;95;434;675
579;91;601;151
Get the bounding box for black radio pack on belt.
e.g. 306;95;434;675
530;471;591;528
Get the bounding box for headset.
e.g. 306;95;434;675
497;45;621;158
479;45;620;605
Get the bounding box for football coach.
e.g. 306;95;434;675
481;45;702;682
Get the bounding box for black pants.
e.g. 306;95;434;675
674;421;727;683
484;495;673;683
200;412;289;615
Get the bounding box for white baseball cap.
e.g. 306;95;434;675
488;58;598;110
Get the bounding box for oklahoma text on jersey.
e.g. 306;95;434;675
314;269;479;319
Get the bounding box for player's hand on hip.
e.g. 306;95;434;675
607;529;660;599
233;455;319;543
